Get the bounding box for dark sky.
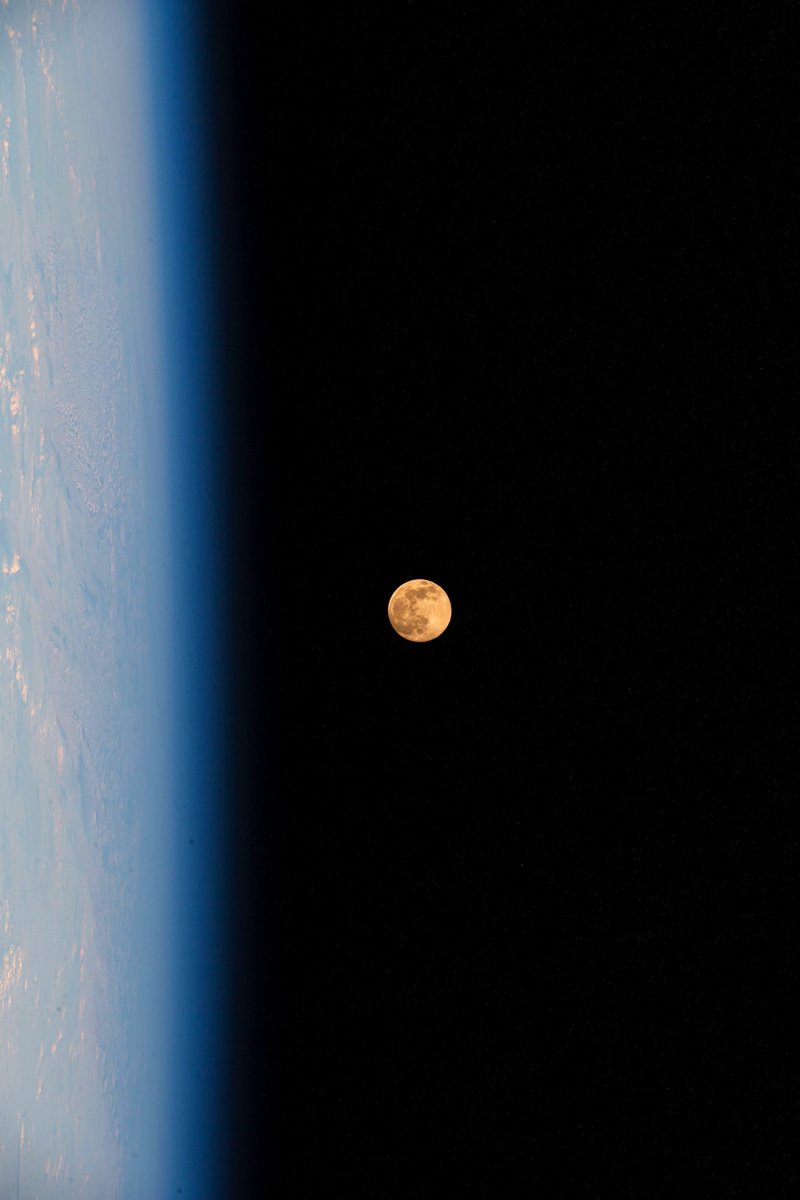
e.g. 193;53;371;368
201;4;791;1194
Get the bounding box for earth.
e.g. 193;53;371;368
1;2;188;1195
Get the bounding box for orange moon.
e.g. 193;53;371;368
387;579;452;642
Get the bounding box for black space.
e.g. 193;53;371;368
198;5;791;1196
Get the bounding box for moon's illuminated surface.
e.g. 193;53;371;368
388;579;452;642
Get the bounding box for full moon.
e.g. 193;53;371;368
387;579;452;642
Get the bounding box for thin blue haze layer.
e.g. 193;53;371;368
141;2;230;1197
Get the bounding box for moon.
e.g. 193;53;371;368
387;579;452;642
